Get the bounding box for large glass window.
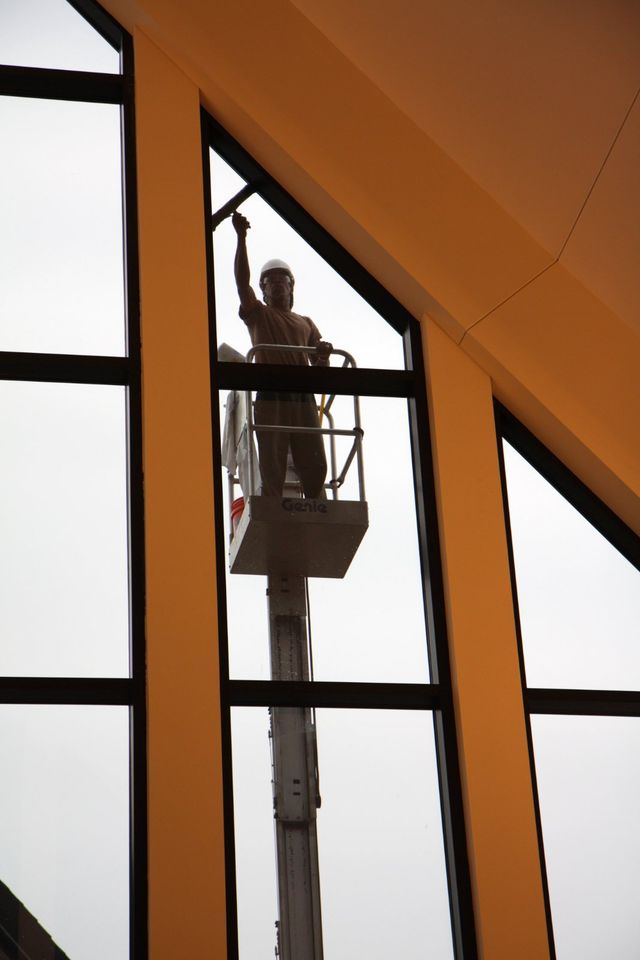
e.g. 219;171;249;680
232;708;453;960
0;3;144;958
205;116;476;959
0;705;130;960
0;95;126;355
0;382;129;677
221;392;429;683
498;405;640;960
531;715;640;960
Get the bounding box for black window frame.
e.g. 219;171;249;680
202;110;478;960
495;401;640;960
0;2;147;957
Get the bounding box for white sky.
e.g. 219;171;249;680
1;2;639;959
0;0;119;73
0;381;129;678
0;705;129;960
532;714;640;960
504;442;640;691
0;94;125;355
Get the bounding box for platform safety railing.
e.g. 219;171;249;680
226;344;365;520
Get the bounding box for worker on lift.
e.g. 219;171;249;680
232;210;333;499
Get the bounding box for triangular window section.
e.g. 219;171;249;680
209;150;405;371
0;0;120;73
502;438;640;690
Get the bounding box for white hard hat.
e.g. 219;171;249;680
259;259;295;307
259;259;294;282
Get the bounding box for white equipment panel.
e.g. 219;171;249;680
229;496;368;578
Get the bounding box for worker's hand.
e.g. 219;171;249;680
314;341;333;366
232;211;250;237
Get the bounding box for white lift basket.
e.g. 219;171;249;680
225;343;368;579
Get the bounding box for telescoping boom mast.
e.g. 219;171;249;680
268;573;323;960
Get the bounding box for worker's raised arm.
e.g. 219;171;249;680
232;212;258;314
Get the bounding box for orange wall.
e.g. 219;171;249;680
425;319;549;959
134;31;227;958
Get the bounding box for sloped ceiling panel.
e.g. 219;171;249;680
291;0;640;260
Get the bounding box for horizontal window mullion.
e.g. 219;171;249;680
526;687;640;717
0;677;137;705
215;360;414;397
0;64;124;104
0;352;129;385
226;679;441;710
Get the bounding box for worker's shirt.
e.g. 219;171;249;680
240;292;323;366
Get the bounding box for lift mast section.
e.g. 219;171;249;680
268;574;323;960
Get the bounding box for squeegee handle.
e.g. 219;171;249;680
211;183;257;230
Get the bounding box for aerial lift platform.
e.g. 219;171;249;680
227;343;368;579
224;343;368;960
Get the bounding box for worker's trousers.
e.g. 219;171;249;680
254;392;326;499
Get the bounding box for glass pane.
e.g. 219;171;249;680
232;707;453;960
0;96;125;355
502;441;640;689
531;715;640;960
0;0;120;73
0;705;129;960
221;393;429;682
210;150;405;370
0;382;129;677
